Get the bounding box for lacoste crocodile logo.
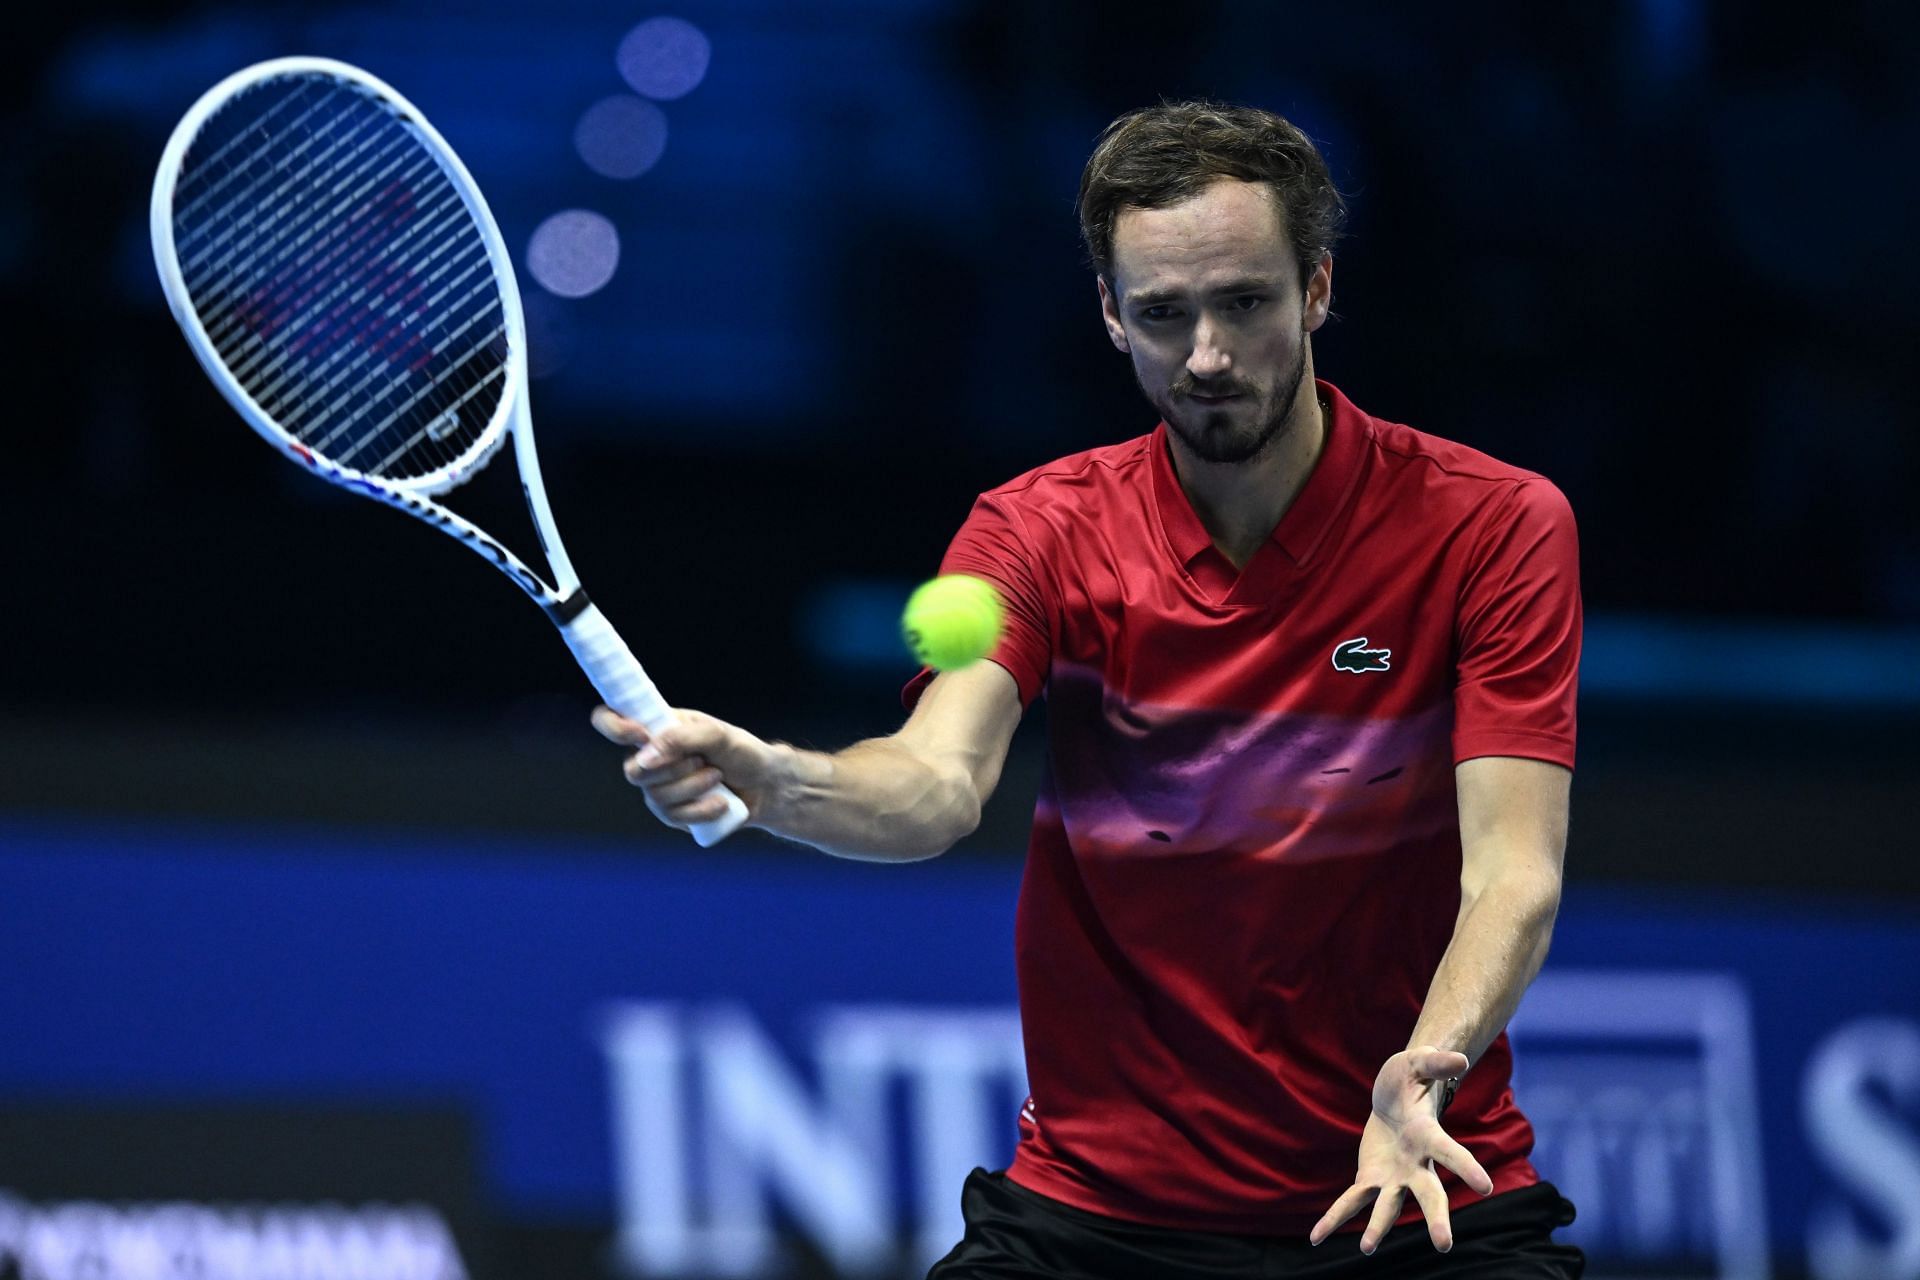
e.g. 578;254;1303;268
1332;637;1392;673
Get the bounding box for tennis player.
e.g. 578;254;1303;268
596;101;1583;1278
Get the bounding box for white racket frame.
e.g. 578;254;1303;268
151;56;748;846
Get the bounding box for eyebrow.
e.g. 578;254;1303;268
1125;276;1286;309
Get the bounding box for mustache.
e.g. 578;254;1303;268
1170;374;1256;399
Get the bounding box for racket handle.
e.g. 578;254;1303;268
561;603;750;847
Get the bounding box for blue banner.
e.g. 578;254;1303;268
1;819;1915;1278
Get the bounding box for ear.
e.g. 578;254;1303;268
1096;275;1130;353
1303;253;1334;333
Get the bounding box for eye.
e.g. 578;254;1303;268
1229;295;1266;313
1140;305;1179;322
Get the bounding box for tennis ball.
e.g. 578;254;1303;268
902;575;1003;671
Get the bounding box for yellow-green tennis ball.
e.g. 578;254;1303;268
902;575;1003;671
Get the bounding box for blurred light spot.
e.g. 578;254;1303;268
800;579;916;670
617;16;711;101
526;211;620;299
1632;0;1704;94
574;95;669;179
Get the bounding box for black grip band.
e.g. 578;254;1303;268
546;588;593;625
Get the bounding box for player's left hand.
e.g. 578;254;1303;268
1308;1046;1493;1254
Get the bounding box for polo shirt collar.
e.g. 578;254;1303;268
1149;378;1368;572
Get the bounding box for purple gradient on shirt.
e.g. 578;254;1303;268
1039;661;1457;863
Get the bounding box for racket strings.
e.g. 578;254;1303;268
182;83;497;480
190;119;442;357
176;90;390;282
192;135;432;354
238;176;467;416
263;234;474;439
183;117;456;395
182;111;494;483
323;289;502;462
172;79;333;231
172;73;510;486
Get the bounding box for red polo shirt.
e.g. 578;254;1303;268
906;379;1581;1234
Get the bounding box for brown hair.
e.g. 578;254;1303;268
1077;100;1346;291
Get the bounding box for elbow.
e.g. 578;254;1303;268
1462;864;1563;933
959;784;985;842
898;766;982;860
1518;872;1564;940
1523;873;1564;970
838;751;984;863
1535;865;1566;923
921;772;984;858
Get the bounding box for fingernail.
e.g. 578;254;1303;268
636;746;663;768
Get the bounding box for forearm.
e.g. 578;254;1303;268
1407;869;1561;1068
756;736;982;862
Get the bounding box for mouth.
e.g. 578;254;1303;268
1185;392;1242;406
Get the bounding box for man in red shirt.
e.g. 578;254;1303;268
596;101;1583;1277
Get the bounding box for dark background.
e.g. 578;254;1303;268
3;0;1914;898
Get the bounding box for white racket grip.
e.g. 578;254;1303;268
561;603;749;847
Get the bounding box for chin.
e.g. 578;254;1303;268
1170;428;1254;466
1164;405;1263;460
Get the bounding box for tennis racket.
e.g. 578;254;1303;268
150;56;749;847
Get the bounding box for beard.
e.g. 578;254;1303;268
1145;334;1308;465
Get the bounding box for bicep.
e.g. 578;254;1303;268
895;660;1024;806
1454;755;1570;902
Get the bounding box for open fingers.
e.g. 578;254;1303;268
1429;1130;1494;1196
1309;1184;1373;1246
1359;1186;1405;1255
1409;1168;1453;1251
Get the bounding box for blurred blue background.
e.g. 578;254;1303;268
0;2;1916;1278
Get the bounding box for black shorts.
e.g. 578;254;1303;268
927;1169;1584;1280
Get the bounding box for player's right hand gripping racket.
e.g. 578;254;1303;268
150;57;749;846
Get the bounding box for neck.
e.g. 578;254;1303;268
1166;380;1328;570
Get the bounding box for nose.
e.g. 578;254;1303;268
1187;314;1231;379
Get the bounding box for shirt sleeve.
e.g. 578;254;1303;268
1452;478;1582;768
901;491;1053;711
